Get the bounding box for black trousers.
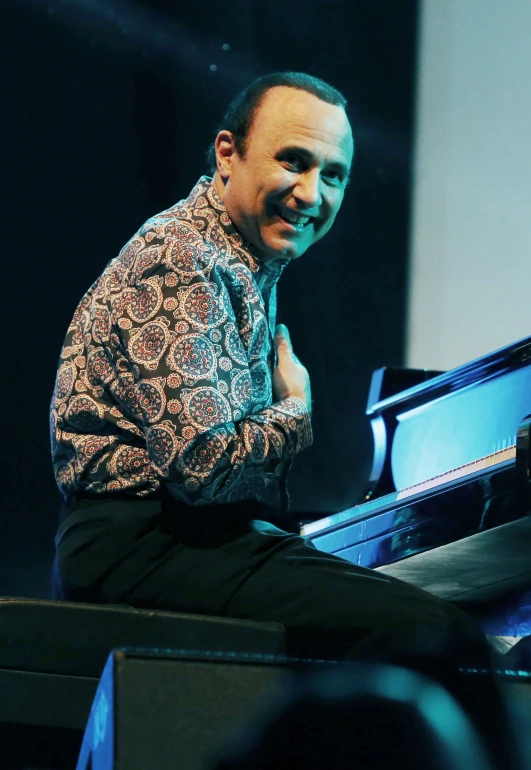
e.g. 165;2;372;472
53;497;519;768
53;496;491;666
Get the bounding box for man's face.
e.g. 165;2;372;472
214;87;354;262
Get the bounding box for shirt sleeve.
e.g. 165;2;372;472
109;234;313;509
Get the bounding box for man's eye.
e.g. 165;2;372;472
323;170;342;184
282;154;302;169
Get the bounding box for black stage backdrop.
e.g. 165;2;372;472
2;0;418;597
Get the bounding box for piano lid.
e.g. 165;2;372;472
368;335;531;416
367;335;531;491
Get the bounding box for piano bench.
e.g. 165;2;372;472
0;597;285;769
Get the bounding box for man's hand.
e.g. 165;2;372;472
272;324;312;412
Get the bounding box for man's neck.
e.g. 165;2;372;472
212;171;226;202
209;172;286;274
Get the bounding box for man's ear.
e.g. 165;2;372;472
214;130;237;179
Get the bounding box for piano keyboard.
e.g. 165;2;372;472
300;445;517;537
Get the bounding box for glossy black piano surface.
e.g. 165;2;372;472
302;335;531;572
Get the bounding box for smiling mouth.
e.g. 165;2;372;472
274;206;315;232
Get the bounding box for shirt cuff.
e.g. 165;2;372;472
277;396;313;454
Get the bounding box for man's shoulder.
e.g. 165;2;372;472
140;175;213;233
112;179;220;283
102;176;257;291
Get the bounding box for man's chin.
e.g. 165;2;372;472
261;248;303;263
260;237;309;262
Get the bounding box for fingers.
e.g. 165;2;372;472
274;323;292;353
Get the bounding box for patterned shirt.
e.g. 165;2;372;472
50;177;313;513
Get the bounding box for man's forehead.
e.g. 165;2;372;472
253;87;353;157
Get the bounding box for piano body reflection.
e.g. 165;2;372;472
301;336;531;634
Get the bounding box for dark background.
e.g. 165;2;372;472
2;0;418;597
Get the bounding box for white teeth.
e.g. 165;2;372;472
280;209;311;226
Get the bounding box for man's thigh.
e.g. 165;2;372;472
221;521;487;662
56;511;485;664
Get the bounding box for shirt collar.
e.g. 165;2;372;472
185;176;289;283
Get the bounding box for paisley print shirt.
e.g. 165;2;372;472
50;177;312;513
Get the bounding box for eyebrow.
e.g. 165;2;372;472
277;145;351;178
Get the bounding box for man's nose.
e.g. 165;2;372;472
293;170;322;210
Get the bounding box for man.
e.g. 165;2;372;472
50;71;488;666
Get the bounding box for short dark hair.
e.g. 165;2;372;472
206;71;348;175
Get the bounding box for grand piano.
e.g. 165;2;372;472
302;336;531;637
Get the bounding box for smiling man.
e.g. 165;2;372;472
50;73;492;678
212;84;353;262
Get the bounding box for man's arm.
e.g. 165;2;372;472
110;241;312;509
